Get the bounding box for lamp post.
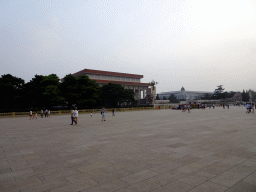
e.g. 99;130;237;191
150;80;158;105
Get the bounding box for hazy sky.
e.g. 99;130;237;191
1;0;256;93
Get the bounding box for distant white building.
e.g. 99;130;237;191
158;87;213;100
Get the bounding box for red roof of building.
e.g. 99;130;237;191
72;69;143;78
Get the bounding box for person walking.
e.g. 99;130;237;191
187;104;191;113
74;107;78;125
101;107;106;121
112;108;115;116
32;111;37;119
41;109;43;118
246;103;251;113
29;109;33;120
45;109;48;117
70;108;75;125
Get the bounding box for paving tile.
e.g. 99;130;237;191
84;179;130;192
13;177;43;190
194;156;223;166
178;171;215;186
171;155;202;166
241;159;256;167
77;161;112;172
90;169;133;185
209;171;247;187
0;167;12;174
146;169;186;186
115;180;160;192
167;143;187;148
15;168;58;183
229;164;256;175
175;162;206;174
150;162;182;173
120;170;158;184
10;162;33;171
100;163;128;173
243;172;256;185
188;181;228;192
0;177;16;188
200;162;234;175
0;168;34;180
151;180;194;192
191;150;214;158
225;181;256;192
50;184;78;192
26;159;48;166
32;163;59;172
19;178;71;192
122;163;149;173
236;151;256;159
220;156;247;166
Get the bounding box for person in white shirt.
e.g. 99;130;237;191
187;105;191;113
74;107;78;125
70;108;75;125
41;109;43;118
29;109;32;120
246;103;251;113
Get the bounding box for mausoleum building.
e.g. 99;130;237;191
71;69;154;102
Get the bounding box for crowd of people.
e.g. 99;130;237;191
29;109;50;120
29;102;255;122
245;102;255;113
173;102;256;114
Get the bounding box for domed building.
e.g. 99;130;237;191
158;87;212;100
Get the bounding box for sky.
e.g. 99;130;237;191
1;0;256;93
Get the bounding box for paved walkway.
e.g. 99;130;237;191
1;106;256;192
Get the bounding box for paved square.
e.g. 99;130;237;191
1;106;256;191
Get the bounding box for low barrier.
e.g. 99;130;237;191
0;105;176;118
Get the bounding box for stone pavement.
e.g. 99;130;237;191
1;106;256;192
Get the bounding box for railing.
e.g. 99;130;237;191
0;105;176;118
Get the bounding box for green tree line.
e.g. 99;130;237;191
0;74;135;112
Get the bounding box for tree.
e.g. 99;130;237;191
215;85;225;93
122;89;135;104
60;74;78;108
250;90;256;102
22;75;45;109
156;94;160;100
162;96;167;100
242;90;250;102
76;75;100;108
101;83;134;107
169;94;179;103
61;74;100;108
41;74;64;108
213;85;226;99
201;93;212;100
23;74;63;109
0;74;25;111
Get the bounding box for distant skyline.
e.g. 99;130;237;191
1;0;256;93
